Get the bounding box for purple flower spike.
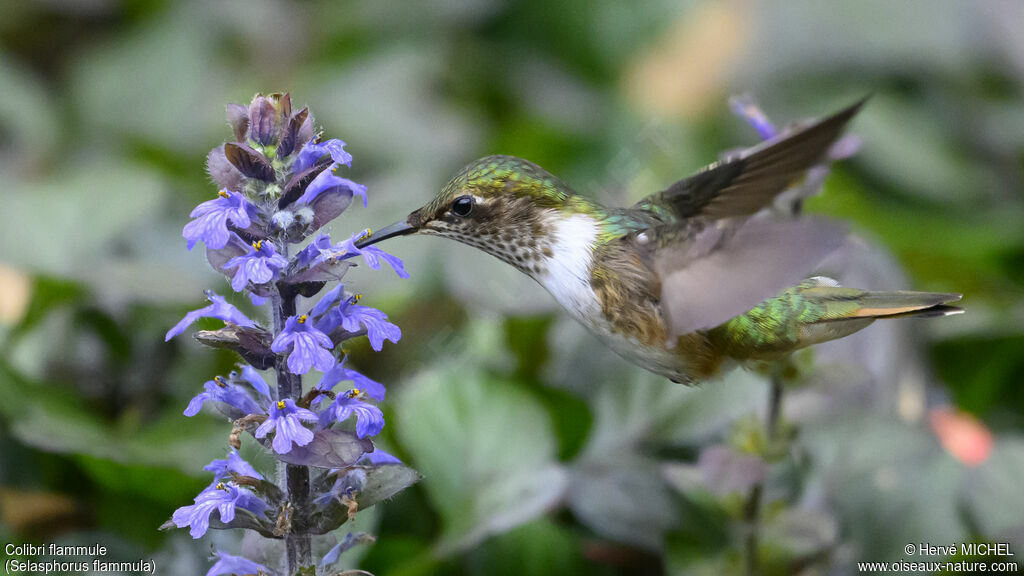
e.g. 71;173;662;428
254;398;319;454
271;315;336;375
165;290;255;341
172;482;268;539
182;190;259;251
319;390;385;438
184;376;263;418
318;359;386;401
206;551;269;576
293;139;353;174
223;240;289;292
729;94;777;140
204;449;264;481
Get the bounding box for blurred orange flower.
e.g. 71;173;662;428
929;406;993;467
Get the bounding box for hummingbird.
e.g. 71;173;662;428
355;100;962;383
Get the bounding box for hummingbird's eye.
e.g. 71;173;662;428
451;195;474;217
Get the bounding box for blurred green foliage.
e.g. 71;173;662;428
2;1;1023;574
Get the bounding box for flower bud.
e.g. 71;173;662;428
277;107;309;158
248;94;280;146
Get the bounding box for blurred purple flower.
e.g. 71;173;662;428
319;533;374;571
165;290;255;341
271;314;336;375
182;190;259;251
172;481;269;538
729;94;777;140
223;240;288;292
255;399;319;454
698;445;766;496
206;551;270;576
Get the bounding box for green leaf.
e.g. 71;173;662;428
961;436;1024;542
394;363;567;555
0;358;226;474
800;413;967;562
468;518;601;576
567;455;677;551
0;162;166;279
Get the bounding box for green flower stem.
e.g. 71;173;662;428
743;371;784;576
272;285;312;573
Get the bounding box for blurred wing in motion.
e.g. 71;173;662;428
652;216;847;338
634;98;866;221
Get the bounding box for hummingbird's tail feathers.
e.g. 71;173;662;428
817;289;964;321
634;98;866;222
707;279;963;360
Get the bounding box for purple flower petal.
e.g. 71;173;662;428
255;399;319;454
359;449;402;465
334;231;409;277
172;482;268;539
240;366;271;399
293;139;353;174
184;376;263;418
729;94;776;140
319;392;385;438
203;449;264;481
182;191;258;251
270;315;336;375
339;303;401;351
206;551;268;576
318;360;386;401
311;284;346;319
223;240;289;293
297;169;364;207
165;291;255;341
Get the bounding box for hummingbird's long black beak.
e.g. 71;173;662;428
355;219;417;248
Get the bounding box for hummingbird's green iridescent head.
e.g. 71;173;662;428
357;155;580;273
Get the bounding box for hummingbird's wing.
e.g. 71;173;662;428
649;215;847;338
633;98;866;221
